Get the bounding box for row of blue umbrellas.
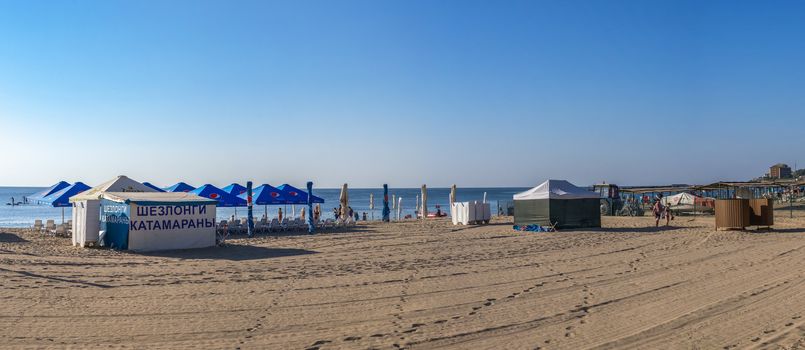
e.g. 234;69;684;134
29;181;324;208
150;182;324;207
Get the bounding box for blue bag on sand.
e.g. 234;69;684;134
513;224;550;232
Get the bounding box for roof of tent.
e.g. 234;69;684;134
222;183;247;196
661;192;703;206
30;181;71;200
142;182;166;192
42;182;91;207
164;182;195;193
514;180;599;200
71;176;157;202
276;184;324;204
102;192;217;205
240;184;288;205
189;184;247;207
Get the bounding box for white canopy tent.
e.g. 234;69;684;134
514;180;600;200
514;180;601;228
99;192;217;252
69;175;157;247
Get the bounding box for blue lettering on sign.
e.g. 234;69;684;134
129;218;217;231
135;204;211;217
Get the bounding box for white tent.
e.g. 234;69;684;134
100;192;216;251
514;179;600;200
661;192;714;212
514;180;601;228
69;175;157;247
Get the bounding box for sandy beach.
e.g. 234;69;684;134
3;213;805;349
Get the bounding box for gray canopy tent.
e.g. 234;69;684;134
514;179;601;229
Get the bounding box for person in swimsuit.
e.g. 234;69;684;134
652;195;664;227
664;202;674;226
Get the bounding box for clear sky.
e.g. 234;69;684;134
1;0;803;188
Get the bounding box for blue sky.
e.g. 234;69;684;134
1;0;803;188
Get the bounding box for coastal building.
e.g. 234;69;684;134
769;163;792;179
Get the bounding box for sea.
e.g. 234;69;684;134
0;186;528;228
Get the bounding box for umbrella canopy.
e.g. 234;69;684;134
164;182;195;193
277;184;324;204
369;193;374;210
450;184;457;205
190;184;247;207
41;182;91;207
339;184;349;218
222;183;247;196
142;182;166;192
240;184;288;205
30;181;71;201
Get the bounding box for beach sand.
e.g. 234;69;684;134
3;213;805;349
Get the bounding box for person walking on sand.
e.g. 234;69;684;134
664;202;674;226
652;197;663;227
278;207;283;222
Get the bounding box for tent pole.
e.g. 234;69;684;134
62;207;65;224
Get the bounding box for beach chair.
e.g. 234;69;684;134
53;224;66;236
44;220;55;233
267;218;279;233
280;218;290;231
292;218;303;231
32;220;43;233
227;222;241;235
216;223;230;246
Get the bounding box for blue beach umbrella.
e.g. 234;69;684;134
142;182;166;192
239;184;288;205
42;182;91;208
164;182;195;193
222;183;247;196
41;181;91;224
276;184;324;204
30;181;71;202
190;184;246;207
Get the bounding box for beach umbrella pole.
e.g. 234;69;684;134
246;181;254;237
382;184;390;222
307;182;315;234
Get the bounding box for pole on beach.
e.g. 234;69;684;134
382;184;390;222
370;193;375;221
246;181;254;237
307;181;315;234
397;197;402;220
421;185;428;219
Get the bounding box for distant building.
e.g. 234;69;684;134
769;163;792;179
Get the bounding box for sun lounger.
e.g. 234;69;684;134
45;220;55;233
32;220;43;233
53;224;66;236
